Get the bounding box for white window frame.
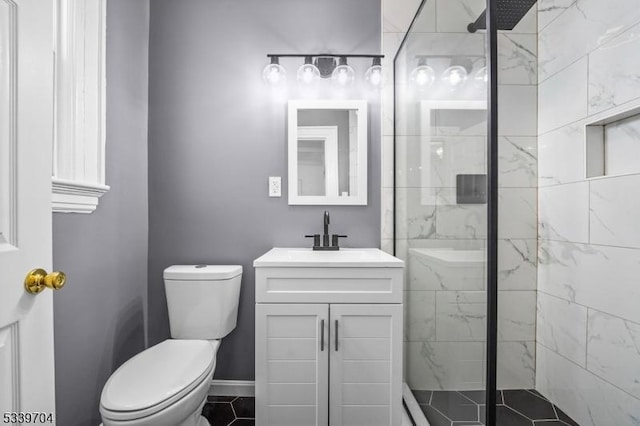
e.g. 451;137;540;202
52;0;109;213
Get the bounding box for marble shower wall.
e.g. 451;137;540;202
382;0;538;391
536;0;640;425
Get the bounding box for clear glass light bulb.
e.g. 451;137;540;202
409;65;435;88
474;66;488;86
331;64;355;87
262;63;286;86
441;65;468;89
297;63;320;86
365;65;383;88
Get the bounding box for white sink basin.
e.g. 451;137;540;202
253;247;404;268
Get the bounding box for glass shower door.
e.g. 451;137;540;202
394;0;541;425
394;0;491;423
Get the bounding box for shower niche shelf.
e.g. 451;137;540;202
586;102;640;179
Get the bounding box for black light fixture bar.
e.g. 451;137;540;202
267;53;384;59
414;54;484;59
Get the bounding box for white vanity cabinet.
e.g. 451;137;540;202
253;248;404;426
255;303;329;426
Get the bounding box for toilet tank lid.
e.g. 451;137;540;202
164;265;242;280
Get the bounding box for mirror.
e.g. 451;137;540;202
287;100;367;205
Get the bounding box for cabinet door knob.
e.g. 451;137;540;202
335;320;339;351
320;319;325;351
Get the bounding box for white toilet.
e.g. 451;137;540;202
99;265;242;426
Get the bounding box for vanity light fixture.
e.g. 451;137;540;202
441;57;473;89
474;66;488;86
262;56;287;87
264;54;384;88
331;57;355;88
364;57;384;88
297;56;321;87
441;65;469;89
410;55;487;91
409;58;436;89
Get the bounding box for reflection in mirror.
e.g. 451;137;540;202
288;100;367;205
418;100;486;205
296;126;337;196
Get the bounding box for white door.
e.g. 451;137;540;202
329;304;403;426
0;0;56;423
255;304;329;426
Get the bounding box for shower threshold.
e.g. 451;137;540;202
403;382;430;425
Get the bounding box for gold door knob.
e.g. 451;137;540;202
24;269;66;294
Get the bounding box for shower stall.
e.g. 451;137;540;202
393;0;640;424
393;0;543;424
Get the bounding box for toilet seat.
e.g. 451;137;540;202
100;339;219;422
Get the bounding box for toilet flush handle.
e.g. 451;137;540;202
24;269;67;294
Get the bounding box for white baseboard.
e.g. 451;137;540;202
209;379;255;397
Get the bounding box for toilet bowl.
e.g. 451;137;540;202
99;265;242;426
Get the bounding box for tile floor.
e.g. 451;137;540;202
413;389;580;426
202;396;255;426
201;391;579;426
202;394;418;425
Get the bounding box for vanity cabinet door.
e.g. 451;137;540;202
329;304;403;426
255;304;329;426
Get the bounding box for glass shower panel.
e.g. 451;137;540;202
395;0;489;423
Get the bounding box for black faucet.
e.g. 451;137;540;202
305;211;347;251
323;211;330;247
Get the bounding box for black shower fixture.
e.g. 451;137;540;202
467;0;537;32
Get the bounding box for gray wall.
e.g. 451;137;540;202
148;0;381;380
52;1;150;424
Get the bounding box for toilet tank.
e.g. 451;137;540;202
163;265;242;339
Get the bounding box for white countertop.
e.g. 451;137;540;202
253;247;404;268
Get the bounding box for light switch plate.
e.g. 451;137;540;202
268;176;281;197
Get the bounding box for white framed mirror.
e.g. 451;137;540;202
287;100;367;205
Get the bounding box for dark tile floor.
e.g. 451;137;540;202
202;396;255;426
413;389;580;426
201;391;578;426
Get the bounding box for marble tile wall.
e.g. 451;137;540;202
536;1;640;425
382;0;538;392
